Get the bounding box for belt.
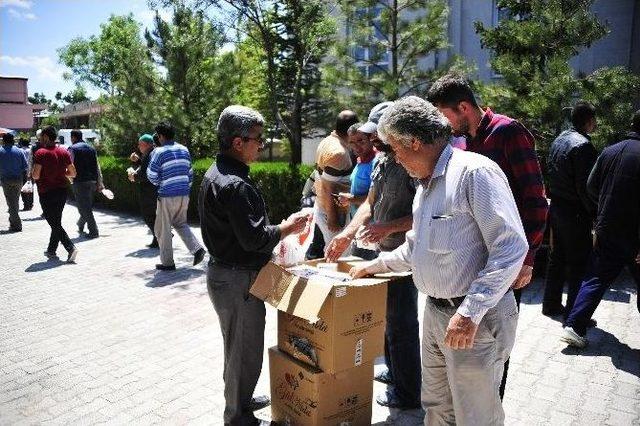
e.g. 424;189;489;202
428;295;466;308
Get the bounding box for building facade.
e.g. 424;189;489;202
0;76;45;131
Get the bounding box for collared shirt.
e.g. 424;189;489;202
198;153;281;270
587;132;640;258
0;144;28;180
370;153;416;251
367;144;528;323
466;108;548;267
147;141;193;197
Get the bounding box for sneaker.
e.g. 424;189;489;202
156;264;176;271
375;390;421;410
250;395;271;411
67;247;78;263
193;248;206;266
560;327;588;348
374;368;394;385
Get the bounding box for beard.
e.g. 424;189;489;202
451;117;470;137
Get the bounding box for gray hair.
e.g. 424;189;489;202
347;122;364;135
377;96;451;147
216;105;265;151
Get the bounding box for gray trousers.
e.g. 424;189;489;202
73;181;98;235
422;291;518;426
154;196;202;266
1;179;22;230
207;263;265;425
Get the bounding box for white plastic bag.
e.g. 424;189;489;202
273;208;315;267
20;181;33;193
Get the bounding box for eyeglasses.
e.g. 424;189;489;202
243;135;264;146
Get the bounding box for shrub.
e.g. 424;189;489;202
96;156;314;223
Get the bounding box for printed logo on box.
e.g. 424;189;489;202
353;311;373;327
335;287;347;298
354;339;363;366
275;378;318;417
338;393;360;408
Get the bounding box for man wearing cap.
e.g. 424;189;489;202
0;133;28;232
325;101;421;410
128;134;158;248
313;110;359;245
69;129;104;238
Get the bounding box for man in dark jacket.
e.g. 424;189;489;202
69;129;103;238
199;105;308;425
543;102;598;317
128;134;158;248
562;110;640;348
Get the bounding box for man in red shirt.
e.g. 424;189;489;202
32;126;78;262
428;74;549;399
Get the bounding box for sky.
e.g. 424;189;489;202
0;0;172;101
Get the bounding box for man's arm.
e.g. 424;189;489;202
360;215;413;244
96;160;104;191
32;164;41;180
65;163;77;178
586;154;603;204
146;150;161;186
325;189;374;261
349;230;414;278
503;123;549;269
572;143;598;216
318;175;345;231
457;167;529;324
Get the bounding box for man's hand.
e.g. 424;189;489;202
444;313;478;350
325;232;353;262
349;264;372;279
360;222;393;244
280;212;310;237
336;192;353;208
97;183;105;192
130;152;140;162
511;265;533;289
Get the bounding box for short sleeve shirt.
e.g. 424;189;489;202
34;145;72;194
316;131;352;179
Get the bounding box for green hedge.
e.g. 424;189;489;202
95;156;313;223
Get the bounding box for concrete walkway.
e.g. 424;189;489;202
0;191;638;425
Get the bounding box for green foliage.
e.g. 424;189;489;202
96;156;313;222
56;85;89;105
40;113;61;127
325;0;449;110
474;0;638;152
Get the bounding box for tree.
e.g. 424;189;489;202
474;0;638;151
59;15;164;156
326;0;449;109
145;1;230;157
28;92;52;105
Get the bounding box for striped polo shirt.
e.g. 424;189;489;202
147;141;193;197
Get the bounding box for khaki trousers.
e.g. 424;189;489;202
421;291;518;426
154;196;202;266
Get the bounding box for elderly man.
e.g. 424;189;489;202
326;101;421;410
128;134;159;248
350;97;528;425
199;105;308;425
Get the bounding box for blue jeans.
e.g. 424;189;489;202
385;275;421;406
565;242;640;336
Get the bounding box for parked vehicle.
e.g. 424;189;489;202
57;129;101;147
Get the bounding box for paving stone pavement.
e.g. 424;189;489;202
0;192;639;425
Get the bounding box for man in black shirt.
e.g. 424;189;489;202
128;134;158;248
69;129;103;238
543;102;598;318
562;110;640;348
198;105;308;425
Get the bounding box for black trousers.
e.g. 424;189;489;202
543;200;593;314
499;289;521;399
40;188;74;253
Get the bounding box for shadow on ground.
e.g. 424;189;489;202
144;268;206;288
126;248;159;258
25;259;67;272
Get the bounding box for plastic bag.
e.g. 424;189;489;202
273;208;315;267
20;181;33;193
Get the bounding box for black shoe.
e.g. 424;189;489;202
376;390;420;410
542;304;565;317
193;248;206;266
8;227;22;233
250;395;271;411
156;263;176;271
86;233;99;239
587;318;597;328
147;239;159;248
374;368;394;385
44;251;58;259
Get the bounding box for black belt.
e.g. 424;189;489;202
428;295;466;308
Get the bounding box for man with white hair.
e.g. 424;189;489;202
198;105;308;425
350;97;528;425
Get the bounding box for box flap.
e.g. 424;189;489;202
251;262;334;323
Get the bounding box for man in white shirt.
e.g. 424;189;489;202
350;96;528;425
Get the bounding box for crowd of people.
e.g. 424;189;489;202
1;72;639;425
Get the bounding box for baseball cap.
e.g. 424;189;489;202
138;134;154;144
358;101;394;134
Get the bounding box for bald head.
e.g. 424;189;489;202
336;110;359;138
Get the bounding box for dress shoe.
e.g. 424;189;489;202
193;248;206;266
147;239;159;248
44;251;57;259
374;368;394;385
542;304;565;317
250;395;271;411
156;263;176;271
86;233;99;239
375;390;420;410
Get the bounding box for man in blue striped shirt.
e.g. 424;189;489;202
147;121;205;270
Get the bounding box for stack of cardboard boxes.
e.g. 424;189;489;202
250;259;405;425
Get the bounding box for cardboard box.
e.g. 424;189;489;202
251;259;405;373
269;346;374;426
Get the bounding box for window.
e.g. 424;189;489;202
349;4;390;78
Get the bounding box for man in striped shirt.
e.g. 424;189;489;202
147;121;205;270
